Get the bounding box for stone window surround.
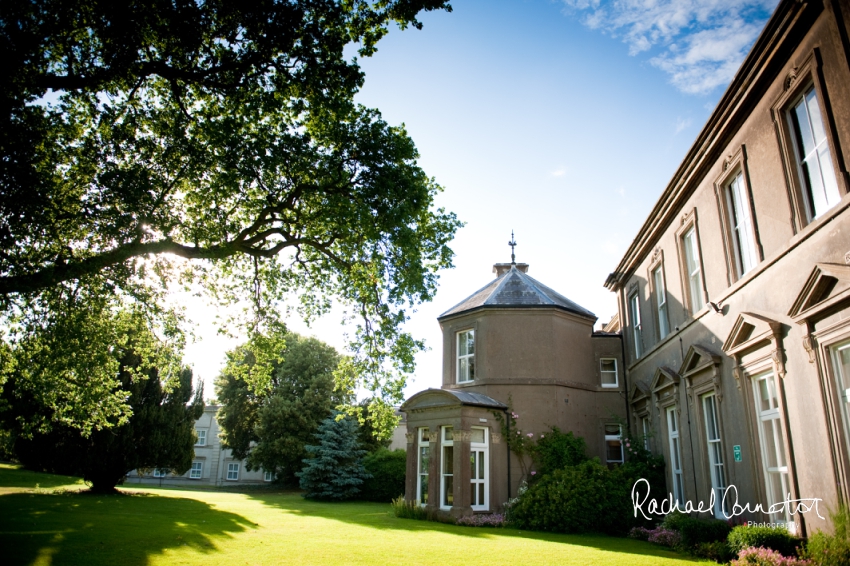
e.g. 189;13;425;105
674;208;709;318
652;366;684;501
627;282;644;360
771;48;849;232
722;316;799;532
714;145;763;285
681;345;728;513
647;248;670;344
791;269;850;505
447;320;479;386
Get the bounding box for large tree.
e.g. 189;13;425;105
217;332;345;484
0;0;460;436
1;310;205;492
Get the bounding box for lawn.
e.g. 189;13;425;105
0;464;707;566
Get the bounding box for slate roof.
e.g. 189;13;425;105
438;264;596;320
400;388;507;411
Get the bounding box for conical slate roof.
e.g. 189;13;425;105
438;264;596;320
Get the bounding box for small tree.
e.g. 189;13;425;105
2;312;204;492
298;413;369;500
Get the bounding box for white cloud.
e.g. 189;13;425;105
674;116;692;133
551;167;567;177
560;0;779;94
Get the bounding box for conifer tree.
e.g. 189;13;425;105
298;413;370;500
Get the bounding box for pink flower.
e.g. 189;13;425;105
531;471;537;476
540;434;545;439
516;431;520;435
626;442;631;448
511;412;519;419
526;433;534;438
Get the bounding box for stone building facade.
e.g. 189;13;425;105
401;262;626;517
605;0;850;535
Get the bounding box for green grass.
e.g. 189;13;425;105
0;464;708;565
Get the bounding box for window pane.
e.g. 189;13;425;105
419;447;429;473
762;418;778;469
470;428;485;444
443;476;453;506
468;356;475;381
459;358;469;382
443;446;453;474
444;427;453;442
479;483;484;506
478;452;484;479
606;440;623;462
605;424;620;436
420;475;428;504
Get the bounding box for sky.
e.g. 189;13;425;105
183;0;780;400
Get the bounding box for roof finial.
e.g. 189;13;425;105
508;230;517;265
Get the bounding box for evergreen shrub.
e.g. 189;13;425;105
533;427;587;476
297;413;370;500
361;448;406;502
800;505;850;566
728;525;802;558
509;459;634;535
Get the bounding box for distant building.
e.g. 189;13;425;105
126;404;408;487
604;0;850;535
126;405;270;487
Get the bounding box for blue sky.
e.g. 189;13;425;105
185;0;780;399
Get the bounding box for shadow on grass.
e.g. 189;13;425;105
0;489;256;566
243;491;702;563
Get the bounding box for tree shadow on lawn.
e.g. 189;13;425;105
244;491;702;563
0;489;257;566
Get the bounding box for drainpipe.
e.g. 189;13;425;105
505;407;511;499
680;335;698;501
617;294;631;445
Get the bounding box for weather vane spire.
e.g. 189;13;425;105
508;230;517;264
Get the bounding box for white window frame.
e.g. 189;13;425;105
702;393;727;519
830;340;850;468
153;468;169;478
226;462;240;481
752;371;792;529
264;470;274;482
469;427;489;511
652;265;670;340
457;330;475;383
416;428;430;506
195;429;207;447
600;358;618;388
440;426;454;510
726;172;759;278
667;407;685;506
682;226;705;313
641;416;651;451
189;462;203;479
628;289;643;358
789;84;841;221
605;424;623;466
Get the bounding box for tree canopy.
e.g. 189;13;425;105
216;332;345;484
0;0;460;436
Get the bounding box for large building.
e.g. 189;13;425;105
126;405;409;487
604;0;850;536
401;262;626;517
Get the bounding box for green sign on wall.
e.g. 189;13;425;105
733;445;742;462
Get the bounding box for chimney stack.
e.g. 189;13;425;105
493;263;529;276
